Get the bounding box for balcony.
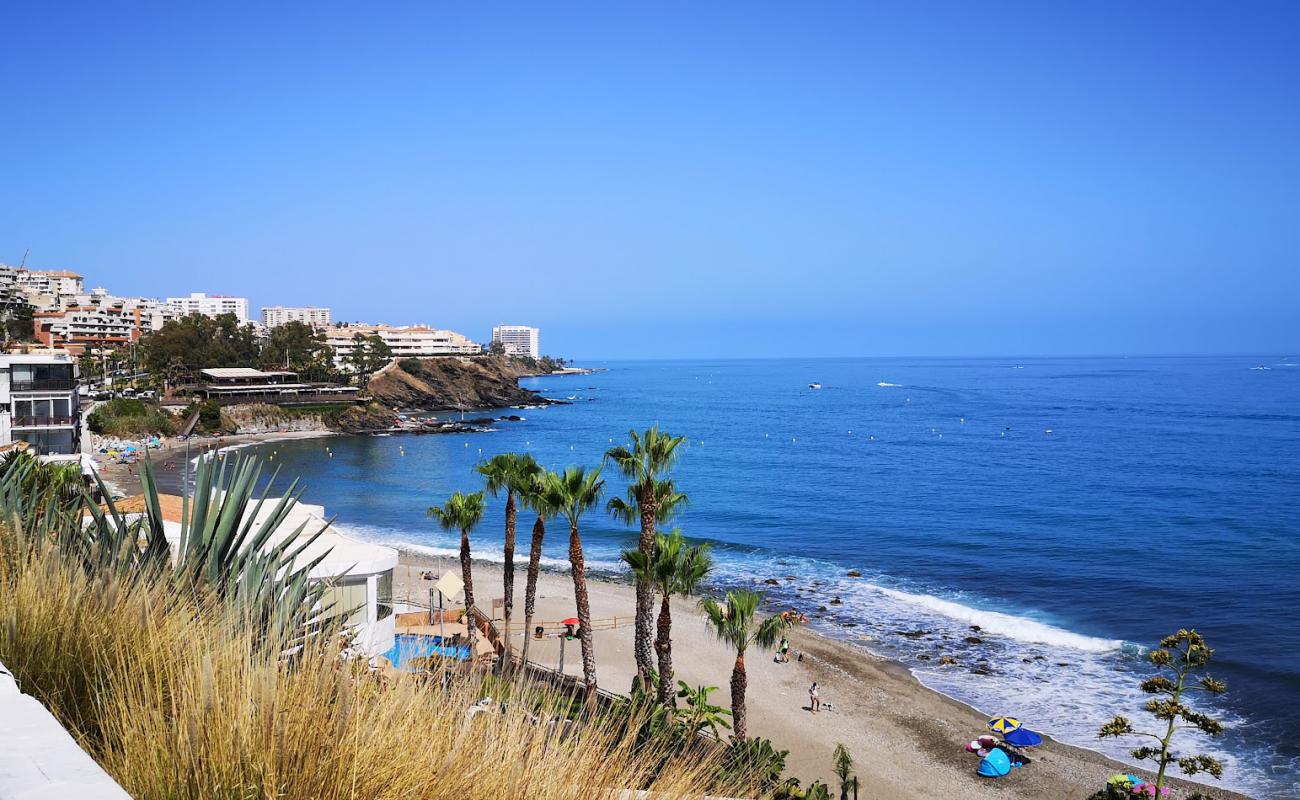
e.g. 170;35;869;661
10;379;78;392
12;415;79;428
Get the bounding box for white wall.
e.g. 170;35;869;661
0;659;133;800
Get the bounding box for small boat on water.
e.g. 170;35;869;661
808;383;822;390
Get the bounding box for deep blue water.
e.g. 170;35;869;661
240;356;1299;797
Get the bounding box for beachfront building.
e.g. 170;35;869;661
262;306;332;329
194;367;359;406
100;494;400;655
0;351;83;456
491;325;540;358
325;323;481;369
166;292;250;323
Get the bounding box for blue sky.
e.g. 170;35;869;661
2;2;1297;359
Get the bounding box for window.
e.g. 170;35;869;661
319;578;368;627
10;364;75;391
15;429;77;455
376;570;393;622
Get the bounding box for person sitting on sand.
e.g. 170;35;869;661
809;682;820;713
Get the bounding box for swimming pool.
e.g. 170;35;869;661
383;633;471;668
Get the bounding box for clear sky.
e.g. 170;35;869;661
2;2;1296;359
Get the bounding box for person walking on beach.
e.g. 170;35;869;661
778;636;790;663
809;682;820;713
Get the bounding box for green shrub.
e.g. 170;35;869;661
398;357;424;375
198;401;223;432
88;398;177;437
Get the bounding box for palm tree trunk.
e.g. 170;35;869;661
730;653;748;741
656;593;674;708
460;527;476;653
501;490;516;668
569;519;598;706
634;494;656;690
519;516;545;670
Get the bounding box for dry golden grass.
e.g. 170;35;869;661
0;537;738;800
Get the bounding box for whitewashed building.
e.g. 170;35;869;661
261;306;332;329
0;351;83;456
491;325;540;358
166;292;250;323
325;323;480;369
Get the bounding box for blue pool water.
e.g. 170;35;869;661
383;633;471;667
244;356;1298;796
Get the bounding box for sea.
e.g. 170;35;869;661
237;356;1299;798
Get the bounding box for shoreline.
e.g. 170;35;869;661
92;429;339;497
108;434;1251;799
390;546;1248;800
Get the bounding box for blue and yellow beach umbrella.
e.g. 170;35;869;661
987;716;1021;734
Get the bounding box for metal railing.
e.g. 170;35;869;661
12;415;78;427
10;379;77;392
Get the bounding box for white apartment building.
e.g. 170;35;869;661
166;292;250;323
0;352;83;456
491;325;540;358
13;269;85;301
262;306;332;329
63;289;174;332
325;324;481;369
32;307;140;353
0;266;87;312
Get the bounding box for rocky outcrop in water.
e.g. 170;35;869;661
366;356;550;411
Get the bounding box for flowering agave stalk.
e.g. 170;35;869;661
1099;629;1228;794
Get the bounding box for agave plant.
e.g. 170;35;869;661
4;451;336;651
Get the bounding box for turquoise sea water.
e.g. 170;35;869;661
239;356;1298;797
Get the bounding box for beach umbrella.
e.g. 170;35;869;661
1003;727;1043;747
987;716;1021;734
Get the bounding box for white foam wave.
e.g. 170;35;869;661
876;381;902;388
873;586;1124;652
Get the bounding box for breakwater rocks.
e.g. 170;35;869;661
367;355;553;411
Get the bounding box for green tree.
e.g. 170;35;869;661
260;321;334;379
700;589;789;741
344;333;393;388
427;491;486;652
517;469;561;670
539;466;604;704
2;301;34;344
622;529;712;707
604;427;688;690
832;743;854;800
140;312;260;379
475;452;540;669
1099;629;1228;794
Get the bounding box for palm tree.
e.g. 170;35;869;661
832;743;855;800
543;466;604;704
621;529;712;707
517;469;560;671
700;589;788;741
427;491;486;652
605;427;688;689
476;453;540;667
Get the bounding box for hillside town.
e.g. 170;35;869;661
0;260;556;462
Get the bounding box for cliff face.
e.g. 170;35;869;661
366;356;545;411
